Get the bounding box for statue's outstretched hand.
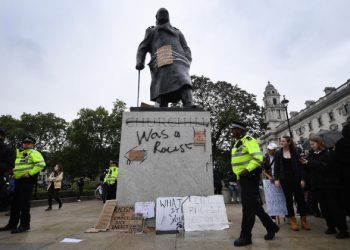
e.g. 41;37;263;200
136;63;145;70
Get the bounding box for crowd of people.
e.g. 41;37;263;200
261;125;350;240
227;120;350;246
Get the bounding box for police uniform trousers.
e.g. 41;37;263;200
239;172;276;239
106;183;117;201
8;177;35;229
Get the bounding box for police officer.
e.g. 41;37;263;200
230;121;279;246
103;160;118;201
0;128;15;212
0;136;46;234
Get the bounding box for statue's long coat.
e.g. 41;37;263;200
136;23;192;102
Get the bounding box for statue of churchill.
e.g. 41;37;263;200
136;8;194;107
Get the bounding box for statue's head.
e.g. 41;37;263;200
156;8;169;25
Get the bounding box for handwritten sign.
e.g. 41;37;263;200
156;197;184;233
157;45;173;68
128;150;145;161
262;179;288;216
94;200;117;230
182;195;229;232
135;201;155;219
110;205;143;233
194;129;206;146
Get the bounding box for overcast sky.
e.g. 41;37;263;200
1;0;349;121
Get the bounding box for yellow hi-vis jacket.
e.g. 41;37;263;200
231;134;263;179
13;148;46;179
104;165;118;185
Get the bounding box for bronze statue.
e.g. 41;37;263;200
136;8;194;107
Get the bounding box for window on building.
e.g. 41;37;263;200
344;103;350;114
273;98;277;105
317;116;323;127
308;121;313;131
277;110;281;119
328;111;335;121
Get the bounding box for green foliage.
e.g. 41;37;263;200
32;189;94;200
192;75;265;171
72;177;98;191
64;100;126;178
0;99;126;179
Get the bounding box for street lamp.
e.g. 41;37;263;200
281;95;293;138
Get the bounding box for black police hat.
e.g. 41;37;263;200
230;121;247;130
22;136;36;144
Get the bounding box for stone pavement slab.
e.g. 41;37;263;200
0;200;349;249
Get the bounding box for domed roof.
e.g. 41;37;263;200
264;81;279;95
265;81;276;91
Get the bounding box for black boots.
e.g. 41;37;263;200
11;226;29;234
0;225;15;231
265;225;280;240
234;237;252;247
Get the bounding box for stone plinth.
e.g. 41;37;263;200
117;110;214;205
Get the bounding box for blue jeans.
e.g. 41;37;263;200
228;184;241;201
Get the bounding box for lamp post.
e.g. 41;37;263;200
281;95;293;138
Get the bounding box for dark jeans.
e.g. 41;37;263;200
77;186;83;200
239;173;277;239
8;178;35;229
314;188;348;232
48;184;61;208
280;180;307;217
0;178;9;211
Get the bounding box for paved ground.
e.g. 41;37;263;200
0;200;349;250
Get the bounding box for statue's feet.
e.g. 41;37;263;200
184;103;201;109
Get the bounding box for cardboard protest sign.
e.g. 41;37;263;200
263;179;288;216
110;205;143;233
94;200;117;230
135;201;155;219
182;195;229;232
156;197;184;234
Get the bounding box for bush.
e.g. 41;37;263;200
32;189;94;200
71;177;98;191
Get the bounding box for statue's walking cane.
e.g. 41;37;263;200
137;70;141;107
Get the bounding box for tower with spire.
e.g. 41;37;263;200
263;81;286;130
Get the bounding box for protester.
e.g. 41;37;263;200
302;136;349;239
45;164;63;211
0;136;46;233
0;128;15;212
302;149;322;217
76;176;84;202
262;143;278;181
335;123;350;219
231;121;279;246
274;135;310;231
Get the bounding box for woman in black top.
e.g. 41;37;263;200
274;136;310;231
304;136;349;239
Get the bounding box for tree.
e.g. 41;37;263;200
64;99;126;178
192;75;266;171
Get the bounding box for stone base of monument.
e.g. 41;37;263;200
117;109;214;227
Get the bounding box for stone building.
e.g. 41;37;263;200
260;79;350;150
